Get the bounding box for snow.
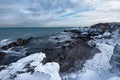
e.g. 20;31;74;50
62;29;120;80
35;62;61;80
108;76;120;80
83;43;114;73
0;52;61;80
77;70;102;80
103;32;112;37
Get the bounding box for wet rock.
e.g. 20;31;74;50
44;39;99;73
109;44;120;72
64;30;69;32
1;37;33;50
0;52;6;60
0;65;5;71
65;40;71;43
17;39;25;46
69;29;81;34
54;37;59;40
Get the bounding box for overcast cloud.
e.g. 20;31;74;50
0;0;120;27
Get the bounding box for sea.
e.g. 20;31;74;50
0;27;72;41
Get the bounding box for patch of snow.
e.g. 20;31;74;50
108;76;120;80
0;52;61;80
103;32;112;37
76;70;102;80
83;43;114;73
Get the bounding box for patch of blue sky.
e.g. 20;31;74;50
58;7;95;19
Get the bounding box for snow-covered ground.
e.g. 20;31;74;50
62;29;120;80
0;52;61;80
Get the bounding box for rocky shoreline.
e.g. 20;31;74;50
0;22;120;75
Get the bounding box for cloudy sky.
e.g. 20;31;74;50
0;0;120;27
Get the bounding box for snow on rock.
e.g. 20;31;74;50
0;52;61;80
62;28;120;80
109;44;120;73
77;70;102;80
87;40;96;47
108;76;120;80
103;32;112;38
83;43;114;73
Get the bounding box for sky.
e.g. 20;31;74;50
0;0;120;27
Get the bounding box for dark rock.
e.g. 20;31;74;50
10;74;17;79
64;30;69;32
0;52;6;60
1;45;9;50
41;58;47;65
16;71;25;74
17;39;25;46
44;39;100;73
69;30;81;34
1;37;33;50
54;37;59;40
0;65;5;71
26;66;35;74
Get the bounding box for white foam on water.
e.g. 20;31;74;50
0;39;11;47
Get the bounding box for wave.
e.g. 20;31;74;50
0;39;12;47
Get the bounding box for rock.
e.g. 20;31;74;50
17;39;25;46
81;32;88;38
54;37;59;40
69;30;81;34
109;44;120;72
103;31;112;39
0;52;6;60
1;37;33;50
64;30;69;32
87;40;96;47
0;65;5;71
